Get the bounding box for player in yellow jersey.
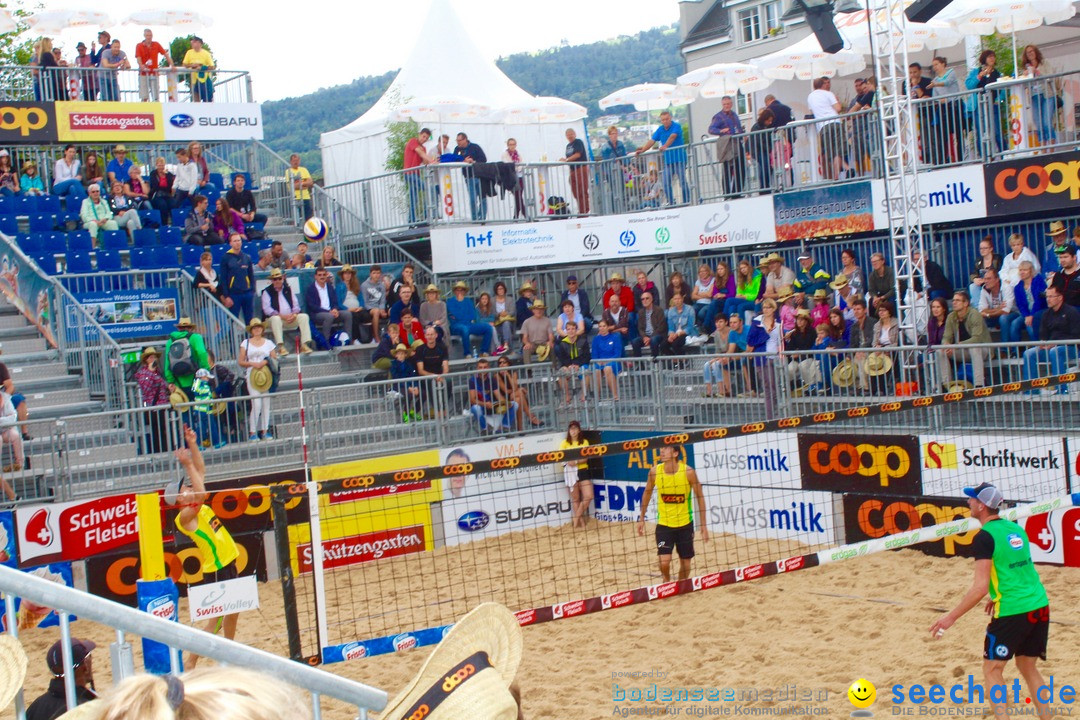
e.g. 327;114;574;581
637;444;708;581
166;426;241;668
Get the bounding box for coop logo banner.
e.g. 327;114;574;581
0;102;57;143
985;149;1080;216
430;222;568;273
842;493;980;557
798;433;922;495
871;165;985;228
162;102;264;141
682;195;777;248
55;101;164;141
920;434;1067;501
773;182;874;242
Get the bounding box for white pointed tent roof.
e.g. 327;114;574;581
320;0;566;185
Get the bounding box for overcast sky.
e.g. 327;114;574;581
40;0;681;101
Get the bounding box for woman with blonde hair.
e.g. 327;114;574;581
1021;44;1058;148
94;667;311;720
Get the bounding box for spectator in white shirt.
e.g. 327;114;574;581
53;144;87;201
999;233;1041;287
807;77;850;180
173;147;199;207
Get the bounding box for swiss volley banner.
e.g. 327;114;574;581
773;181;874;242
70;288;178;340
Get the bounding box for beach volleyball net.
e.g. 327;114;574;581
269;375;1080;664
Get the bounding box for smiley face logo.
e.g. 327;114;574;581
848;679;876;715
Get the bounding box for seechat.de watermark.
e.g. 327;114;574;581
890;676;1076;715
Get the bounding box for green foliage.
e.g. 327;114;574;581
169;35;214;68
382;89;419;172
261;25;680;178
0;0;45;66
981;34;1016;78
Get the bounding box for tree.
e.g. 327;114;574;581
981;33;1016;78
0;0;45;66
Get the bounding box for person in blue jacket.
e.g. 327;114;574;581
591;318;624;401
219;234;255;323
447;280;494;357
304;266;341;343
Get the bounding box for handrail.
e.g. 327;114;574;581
1;64;253;104
0;563;388;712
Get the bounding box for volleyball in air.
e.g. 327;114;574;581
303;217;329;242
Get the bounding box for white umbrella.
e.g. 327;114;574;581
676;63;773;99
26;10;114;35
754;34;867;81
938;0;1075;70
835;13;962;53
493;96;587;124
121;10;214;31
598;83;694;112
0;10;17;34
389;95;492;124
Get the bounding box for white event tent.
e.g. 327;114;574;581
319;0;576;187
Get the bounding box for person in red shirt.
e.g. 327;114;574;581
603;272;635;312
403;128;434;224
135;29;173;102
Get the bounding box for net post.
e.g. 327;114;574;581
272;485;304;662
306;475;331;661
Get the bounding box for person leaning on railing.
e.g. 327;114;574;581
182;36;216;102
98;38;130;102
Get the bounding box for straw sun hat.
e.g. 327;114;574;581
0;634;29;712
380;603;523;720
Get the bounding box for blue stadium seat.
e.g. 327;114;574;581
67;230;93;251
102;231;129;250
173;207;190;228
244;222;265;236
234;171;254;190
208;243;228;264
28;214;55;232
0;196;14;215
14;195;38;215
16;233;42;254
159;226;182;246
256;239;274;253
96;249;123;272
181;244;203;266
34;254;59;275
208;172;225;190
202;186;220;204
0;215;18;236
42;231;67;251
242;242;259;260
138;209;162;228
154;245;178;267
37;195;61;215
57;212;80;229
65;251;93;274
133;228;158;247
130;247;156;270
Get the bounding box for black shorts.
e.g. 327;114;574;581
200;561;239;585
655;523;695;559
984;606;1049;661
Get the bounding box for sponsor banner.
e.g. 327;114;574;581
984;149;1080;217
0;246;59;349
84;530;268;605
681;195;777;248
295;525;426;575
439;432;563;500
312;449;439;506
0;102;58;143
55;101;164;141
431;222;570;273
442;482;570;546
599;431;694;483
71;288;178;340
773;182;874;242
871;165;986;228
163;469;310;536
162;102;264;141
322;624;453;664
921;435;1067;501
0;563;75;630
606;208;687;259
0;511;15;567
187;575;260;622
798;433;922;495
697;432;799;489
842;492;980;557
592;480;653;523
1024;508;1080;567
15;494;139;566
706;487;835;542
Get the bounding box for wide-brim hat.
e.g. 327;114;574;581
795;308;811;319
536;344;551;361
169;387;189;408
517;282;534;294
268;267;285;279
776;287;794;303
764;252;783;264
55;698;105;720
864;352;893;377
424;284;440;297
247;318;264;333
337;264;355;278
393;342;411;356
831;359;856;388
379;603;523;720
176;317;196;330
609;272;624;282
813;289;828;299
494;312;514;326
0;634;28;712
945;379;973;392
531;299;546;310
410;339;426;349
452;281;469;291
140;346;160;363
250;365;273;393
829;275;849;290
1047;220;1067;237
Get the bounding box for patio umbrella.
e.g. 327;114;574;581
598;83;694;112
26;10;114;35
754;33;867;80
938;0;1075;70
676;62;773;99
0;10;17;34
389;95;492;124
493;96;587;124
835;13;962;53
121;10;214;31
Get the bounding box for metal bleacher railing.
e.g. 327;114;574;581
0;563;387;720
0;64;254;104
321;69;1078;235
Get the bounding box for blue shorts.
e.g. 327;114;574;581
595;361;622;376
10;393;24;409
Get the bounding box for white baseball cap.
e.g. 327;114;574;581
963;482;1003;510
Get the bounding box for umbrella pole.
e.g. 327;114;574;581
1010;28;1018;77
